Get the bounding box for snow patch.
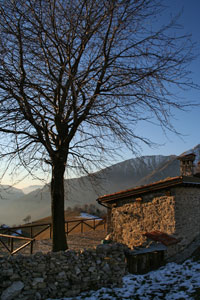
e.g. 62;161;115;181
79;213;102;220
47;259;200;300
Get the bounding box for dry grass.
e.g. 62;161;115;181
32;210;81;224
27;218;106;240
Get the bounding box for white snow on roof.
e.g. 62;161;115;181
47;258;200;300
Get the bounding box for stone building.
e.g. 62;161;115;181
97;153;200;260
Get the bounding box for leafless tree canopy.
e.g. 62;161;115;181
0;0;196;250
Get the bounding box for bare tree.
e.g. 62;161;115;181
23;215;31;224
0;0;197;251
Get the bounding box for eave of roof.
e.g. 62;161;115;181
97;175;200;204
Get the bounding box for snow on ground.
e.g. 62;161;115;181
47;259;200;300
79;213;102;220
12;229;22;236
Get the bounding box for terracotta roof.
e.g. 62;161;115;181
144;231;179;246
97;175;200;204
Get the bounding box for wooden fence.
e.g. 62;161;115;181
0;217;106;238
0;223;51;240
0;217;106;255
0;233;34;255
65;217;106;235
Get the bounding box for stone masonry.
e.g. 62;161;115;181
110;194;176;249
0;243;127;300
109;186;200;260
173;187;200;250
98;154;200;262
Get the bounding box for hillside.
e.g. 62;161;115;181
22;185;43;194
0;154;178;225
1;144;200;226
0;185;24;201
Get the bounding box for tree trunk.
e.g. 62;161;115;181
51;159;68;252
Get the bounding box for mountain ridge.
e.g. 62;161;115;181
22;185;43;195
1;144;200;225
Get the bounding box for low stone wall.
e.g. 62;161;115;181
0;244;127;300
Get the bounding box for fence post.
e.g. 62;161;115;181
8;230;11;246
30;240;33;254
50;224;52;239
11;238;13;253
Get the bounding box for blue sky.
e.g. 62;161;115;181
134;0;200;157
2;0;200;189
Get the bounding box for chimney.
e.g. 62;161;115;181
177;153;196;177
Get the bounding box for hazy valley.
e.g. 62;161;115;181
1;144;200;226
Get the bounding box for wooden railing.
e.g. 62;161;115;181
0;217;106;237
65;217;106;235
0;223;51;239
0;233;34;255
0;217;106;255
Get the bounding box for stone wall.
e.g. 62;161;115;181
173;187;200;251
109;186;200;261
110;195;176;249
0;243;127;300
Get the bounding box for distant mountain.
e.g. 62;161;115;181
1;144;200;226
22;185;43;194
0;185;24;201
0;185;25;226
0;187;49;226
